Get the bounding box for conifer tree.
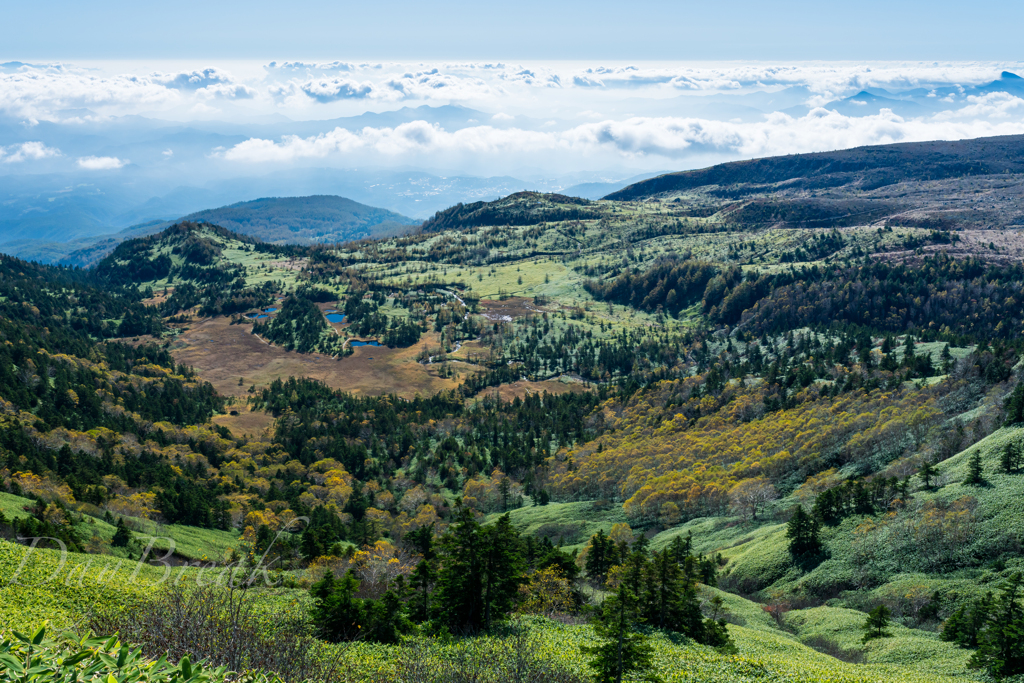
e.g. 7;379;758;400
432;504;526;632
111;518;132;548
433;503;484;631
480;513;525;631
584;573;656;683
942;592;994;649
1000;441;1021;474
970;573;1024;678
586;529;618;583
965;451;985;486
310;570;363;642
1004;383;1024;425
919;459;936;489
786;506;822;559
862;604;892;642
408;559;436;623
363;586;415;644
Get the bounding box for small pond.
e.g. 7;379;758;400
350;340;381;347
264;307;278;313
326;313;346;323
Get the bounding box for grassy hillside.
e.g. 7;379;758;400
0;538;980;683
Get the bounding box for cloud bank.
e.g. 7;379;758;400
4;60;1022;122
2;60;1024;177
217;106;1024;165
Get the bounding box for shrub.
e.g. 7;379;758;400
90;583;344;683
801;635;866;664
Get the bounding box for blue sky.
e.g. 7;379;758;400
4;0;1023;61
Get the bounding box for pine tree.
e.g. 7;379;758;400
965;451;985;486
970;573;1024;678
111;518;132;548
902;335;916;367
786;506;822;559
940;343;953;373
480;514;525;631
1000;441;1022;474
408;559;436;623
919;459;936;489
433;503;484;631
310;569;364;642
942;593;993;649
432;505;526;632
584;575;656;683
1005;383;1024;426
643;550;694;633
586;529;618;583
862;604;892;642
362;586;414;644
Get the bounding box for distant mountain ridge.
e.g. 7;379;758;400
177;195;418;244
5;195;419;268
606;134;1024;201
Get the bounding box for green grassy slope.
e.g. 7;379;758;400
0;537;979;683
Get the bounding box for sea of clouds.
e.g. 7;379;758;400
3;60;1024;173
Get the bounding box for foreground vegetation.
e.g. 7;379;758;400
6;141;1024;680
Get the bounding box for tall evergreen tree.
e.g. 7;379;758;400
111;518;132;548
999;441;1022;474
433;503;484;632
408;558;436;623
1004;383;1024;425
943;593;994;649
432;504;526;632
919;459;936;489
584;573;656;683
786;506;822;559
586;529;618;583
310;570;364;642
965;451;985;486
644;549;703;634
480;514;526;631
970;573;1024;678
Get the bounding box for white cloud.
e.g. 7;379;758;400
573;75;604;87
153;67;231;90
382;69;496;100
299;77;377;102
0;141;61;163
933;92;1024;120
217;108;1024;165
162;148;174;156
265;61;356;74
77;155;128;170
153;68;255;100
491;112;514;121
0;69;176;118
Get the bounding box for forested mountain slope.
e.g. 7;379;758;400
4;140;1024;681
179;195;419;245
